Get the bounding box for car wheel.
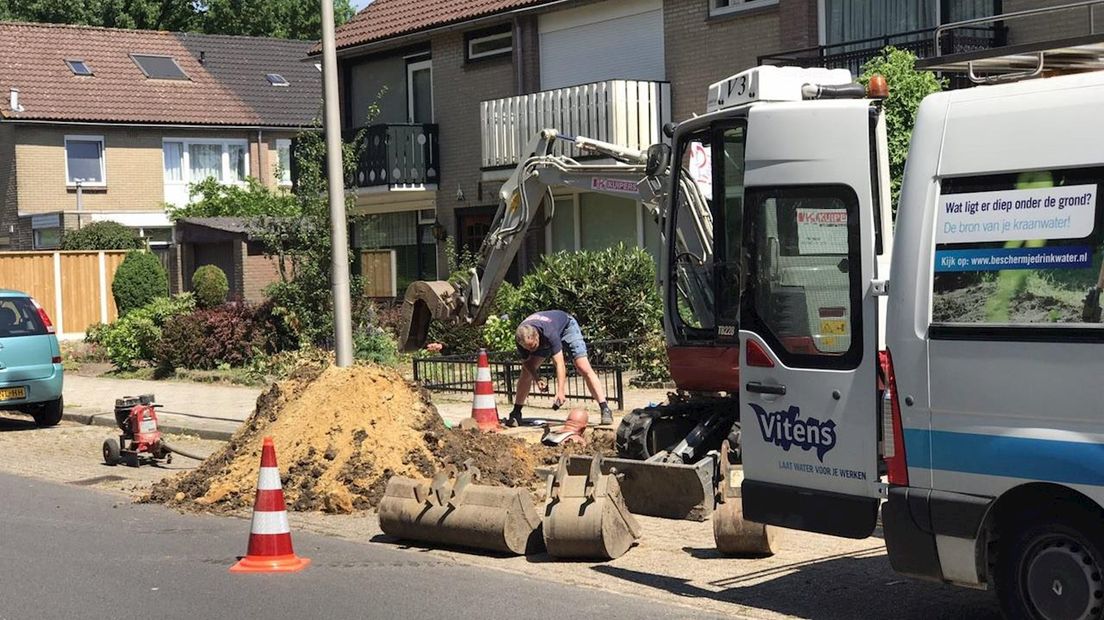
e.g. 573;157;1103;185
995;507;1104;620
31;397;63;427
103;438;121;466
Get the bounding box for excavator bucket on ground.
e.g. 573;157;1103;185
378;463;544;556
712;441;779;556
542;455;642;560
564;453;717;521
397;280;462;352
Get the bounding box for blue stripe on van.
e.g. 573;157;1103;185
903;428;1104;487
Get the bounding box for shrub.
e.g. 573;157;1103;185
84;322;109;345
192;265;229;308
157;302;279;371
99;294;196;370
61;221;144;251
510;244;663;363
354;326;398;365
112;251;169;316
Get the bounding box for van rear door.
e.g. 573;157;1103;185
739;100;882;538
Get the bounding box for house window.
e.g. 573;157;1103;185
275;139;292;186
33;228;61;250
466;26;513;61
163;139;251;187
65;59;93;76
138;227;173;246
64;135;105;186
711;0;777;17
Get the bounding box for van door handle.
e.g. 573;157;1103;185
746;381;786;396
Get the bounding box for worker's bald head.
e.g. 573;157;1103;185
516;324;539;352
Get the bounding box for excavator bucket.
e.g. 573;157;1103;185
378;464;544;556
397;280;462;352
713;441;780;556
564;453;717;521
542;455;642;560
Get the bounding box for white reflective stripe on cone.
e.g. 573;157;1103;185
251;509;291;535
476;366;492;382
257;467;282;491
472;394;497;410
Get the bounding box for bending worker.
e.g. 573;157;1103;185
508;310;614;427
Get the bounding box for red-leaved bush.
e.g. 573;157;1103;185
157;302;282;370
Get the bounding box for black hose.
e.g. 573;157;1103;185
160;442;206;461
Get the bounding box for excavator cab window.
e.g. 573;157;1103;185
669;131;717;341
715;124;747;342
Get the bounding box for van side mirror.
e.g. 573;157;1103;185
645;143;672;177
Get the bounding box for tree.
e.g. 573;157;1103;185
859;47;946;214
0;0;355;39
167;177;300;221
199;0;356;40
61;221;144;251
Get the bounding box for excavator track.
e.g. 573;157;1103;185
615;396;740;462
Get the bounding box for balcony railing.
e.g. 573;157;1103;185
480;79;671;170
347;123;440;189
759;26;1006;83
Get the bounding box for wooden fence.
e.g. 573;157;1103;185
360;249;397;298
0;251;128;337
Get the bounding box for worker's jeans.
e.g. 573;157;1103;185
562;317;588;360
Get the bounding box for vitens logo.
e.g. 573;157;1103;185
749;404;837;462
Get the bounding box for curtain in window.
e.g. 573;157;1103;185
227;144;247;183
826;0;998;45
163;142;184;182
189;143;222;182
276;142;292;185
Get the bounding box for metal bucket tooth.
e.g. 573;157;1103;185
397;280;462;352
712;441;780;556
378;464;544;556
542;455;642;560
563;453;717;521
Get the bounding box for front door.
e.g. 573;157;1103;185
739;101;882;538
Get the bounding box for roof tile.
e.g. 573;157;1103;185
0;22;321;127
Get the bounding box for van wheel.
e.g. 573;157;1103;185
995;509;1104;620
31;397;63;427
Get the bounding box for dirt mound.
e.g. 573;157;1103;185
146;363;613;514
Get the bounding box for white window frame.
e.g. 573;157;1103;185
162;138;251;188
137;226;173;247
467;29;513;60
64;135;106;187
406;59;434;123
275;139;293;186
710;0;778;18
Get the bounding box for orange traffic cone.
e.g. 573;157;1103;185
230;437;311;573
470;349;501;431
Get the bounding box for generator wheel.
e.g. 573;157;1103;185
102;438;121;466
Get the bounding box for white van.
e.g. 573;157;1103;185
739;55;1104;620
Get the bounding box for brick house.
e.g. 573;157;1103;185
0;22;321;294
328;0;1093;287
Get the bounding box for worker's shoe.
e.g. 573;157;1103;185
600;406;614;426
506;406;524;428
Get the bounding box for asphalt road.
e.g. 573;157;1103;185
0;473;713;620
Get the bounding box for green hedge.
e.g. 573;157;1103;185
112;251;168;316
61;221;144;251
192;265;229;308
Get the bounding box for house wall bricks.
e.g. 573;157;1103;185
430;29;519;271
664;0;782;121
0;123;15;249
242;245;281;303
778;0;819;51
1003;0;1104;45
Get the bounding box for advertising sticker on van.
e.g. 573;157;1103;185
750;403;837;462
937;185;1097;244
796;208;848;254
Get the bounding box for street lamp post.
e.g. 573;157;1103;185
321;0;354;367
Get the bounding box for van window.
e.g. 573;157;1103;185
0;298;47;338
932;167;1104;329
741;185;863;369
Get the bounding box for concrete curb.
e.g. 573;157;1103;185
61;411;235;442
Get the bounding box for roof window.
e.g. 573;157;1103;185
266;73;289;86
65;59;93;76
131;54;189;80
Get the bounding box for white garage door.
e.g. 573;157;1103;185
539;0;665;91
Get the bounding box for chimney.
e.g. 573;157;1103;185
199;51;206;65
9;88;23;113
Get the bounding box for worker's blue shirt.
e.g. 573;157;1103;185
516;310;572;359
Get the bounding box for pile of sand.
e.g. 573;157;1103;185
147;363;613;514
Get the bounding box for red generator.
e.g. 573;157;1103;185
102;394;171;467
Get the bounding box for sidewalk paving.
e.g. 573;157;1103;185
62;375;263;441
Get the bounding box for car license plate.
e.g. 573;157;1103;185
0;387;27;401
820;319;848;336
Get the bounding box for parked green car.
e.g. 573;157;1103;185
0;290;63;427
